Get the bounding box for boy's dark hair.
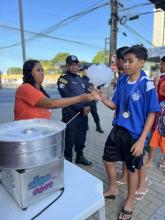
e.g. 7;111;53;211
116;46;129;60
23;59;49;98
124;45;148;61
161;56;165;62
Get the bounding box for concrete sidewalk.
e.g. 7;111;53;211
82;102;165;220
1;101;165;220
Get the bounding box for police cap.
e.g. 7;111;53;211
66;55;79;64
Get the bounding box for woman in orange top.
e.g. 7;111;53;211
14;59;94;120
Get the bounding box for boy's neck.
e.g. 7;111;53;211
128;71;141;82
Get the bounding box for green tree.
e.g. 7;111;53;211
92;51;109;64
7;67;22;74
40;60;55;74
80;60;89;64
41;60;53;66
51;52;70;65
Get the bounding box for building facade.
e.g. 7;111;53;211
153;10;165;47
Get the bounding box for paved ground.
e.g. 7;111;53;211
0;89;165;220
84;103;165;220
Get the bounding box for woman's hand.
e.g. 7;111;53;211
130;140;144;157
80;92;95;102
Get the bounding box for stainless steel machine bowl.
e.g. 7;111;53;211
0;119;66;169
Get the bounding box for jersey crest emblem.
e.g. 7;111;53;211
132;92;141;101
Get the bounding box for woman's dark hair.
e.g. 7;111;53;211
124;44;148;61
23;59;50;98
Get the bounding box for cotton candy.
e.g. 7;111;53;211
87;64;113;87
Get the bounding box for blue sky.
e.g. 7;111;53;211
0;0;154;71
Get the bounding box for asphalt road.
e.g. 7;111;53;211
0;88;60;104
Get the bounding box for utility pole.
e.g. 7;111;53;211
18;0;26;63
107;0;118;98
104;37;110;64
109;0;118;65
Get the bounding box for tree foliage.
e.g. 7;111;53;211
51;52;70;65
92;51;109;64
6;51;110;75
7;67;22;74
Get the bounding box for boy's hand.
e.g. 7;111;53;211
130;140;144;157
95;89;106;102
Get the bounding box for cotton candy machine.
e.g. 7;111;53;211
0;119;66;209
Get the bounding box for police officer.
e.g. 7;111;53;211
57;55;92;165
80;65;104;133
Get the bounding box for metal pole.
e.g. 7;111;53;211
109;0;118;65
18;0;26;62
107;0;118;98
104;37;110;64
104;38;107;64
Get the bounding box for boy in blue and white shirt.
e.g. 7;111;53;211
97;45;160;220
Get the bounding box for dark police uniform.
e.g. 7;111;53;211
57;69;92;165
81;75;104;133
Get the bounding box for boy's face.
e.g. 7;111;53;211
124;53;144;75
160;61;165;73
116;58;124;72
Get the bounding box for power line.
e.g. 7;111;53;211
130;9;162;17
0;24;102;50
120;2;152;12
122;23;156;47
35;1;109;37
119;8;163;25
0;1;108;50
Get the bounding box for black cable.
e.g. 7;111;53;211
41;0;108;34
119;9;163;46
0;24;102;50
41;2;109;36
120;2;152;12
132;9;162;17
0;1;108;50
122;23;156;47
31;188;64;220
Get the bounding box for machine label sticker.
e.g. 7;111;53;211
28;174;54;196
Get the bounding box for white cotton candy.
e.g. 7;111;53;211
87;64;113;87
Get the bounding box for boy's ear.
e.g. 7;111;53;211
140;59;145;68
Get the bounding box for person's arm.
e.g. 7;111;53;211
35;93;95;109
101;97;116;110
95;89;116;110
130;112;156;156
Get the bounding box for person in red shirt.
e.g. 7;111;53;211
14;59;95;120
158;56;165;102
146;57;165;168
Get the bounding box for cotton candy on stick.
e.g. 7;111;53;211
87;64;113;88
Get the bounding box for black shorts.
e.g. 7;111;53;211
103;126;144;172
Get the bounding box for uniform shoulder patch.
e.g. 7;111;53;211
58;77;68;85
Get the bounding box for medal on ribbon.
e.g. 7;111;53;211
122;111;130;119
122;75;141;119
